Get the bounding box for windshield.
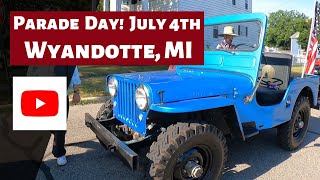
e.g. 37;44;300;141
204;21;262;51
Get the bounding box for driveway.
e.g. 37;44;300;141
36;103;320;180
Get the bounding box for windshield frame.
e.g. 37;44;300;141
204;19;263;53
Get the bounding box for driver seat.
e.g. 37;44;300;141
256;53;293;106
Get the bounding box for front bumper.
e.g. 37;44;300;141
85;113;139;170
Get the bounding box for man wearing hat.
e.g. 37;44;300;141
216;26;238;50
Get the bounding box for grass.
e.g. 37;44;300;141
70;76;106;98
77;77;109;98
291;66;303;73
77;66;168;98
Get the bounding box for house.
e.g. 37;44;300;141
290;32;301;56
104;0;255;49
104;0;252;17
289;32;308;64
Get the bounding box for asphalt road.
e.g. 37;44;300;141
36;103;320;180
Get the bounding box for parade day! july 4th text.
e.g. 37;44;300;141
13;15;201;63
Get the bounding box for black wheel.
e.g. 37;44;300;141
96;99;113;120
147;123;228;180
96;99;113;149
277;96;310;151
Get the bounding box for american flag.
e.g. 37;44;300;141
304;0;319;75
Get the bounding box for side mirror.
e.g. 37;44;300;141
245;65;276;104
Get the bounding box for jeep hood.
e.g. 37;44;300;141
115;70;253;103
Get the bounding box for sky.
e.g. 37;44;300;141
252;0;315;18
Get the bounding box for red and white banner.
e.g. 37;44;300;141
10;11;204;66
303;0;319;75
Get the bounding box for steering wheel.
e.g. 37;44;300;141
258;77;283;87
235;43;256;49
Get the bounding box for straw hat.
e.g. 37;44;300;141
219;26;238;36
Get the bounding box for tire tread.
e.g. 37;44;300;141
147;123;228;179
278;96;310;151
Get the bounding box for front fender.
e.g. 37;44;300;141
150;96;245;140
150;96;234;113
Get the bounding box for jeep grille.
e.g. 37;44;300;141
116;80;139;128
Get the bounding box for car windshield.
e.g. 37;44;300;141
204;20;262;52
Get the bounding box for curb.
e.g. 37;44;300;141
69;96;110;105
81;96;110;101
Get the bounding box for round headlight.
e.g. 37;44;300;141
108;77;118;97
135;85;149;111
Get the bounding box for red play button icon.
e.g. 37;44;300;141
21;90;59;117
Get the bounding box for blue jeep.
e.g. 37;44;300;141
85;13;319;179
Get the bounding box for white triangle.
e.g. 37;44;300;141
36;98;46;109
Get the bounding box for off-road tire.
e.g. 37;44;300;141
277;96;310;151
147;123;228;180
96;99;113;149
96;99;113;120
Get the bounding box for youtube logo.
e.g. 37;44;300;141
21;90;59;117
13;77;67;130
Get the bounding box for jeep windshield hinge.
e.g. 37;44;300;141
158;91;165;104
233;88;238;98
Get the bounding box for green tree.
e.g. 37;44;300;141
265;10;309;50
298;29;310;50
97;0;104;11
296;18;320;50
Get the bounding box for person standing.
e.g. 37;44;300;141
53;66;81;166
